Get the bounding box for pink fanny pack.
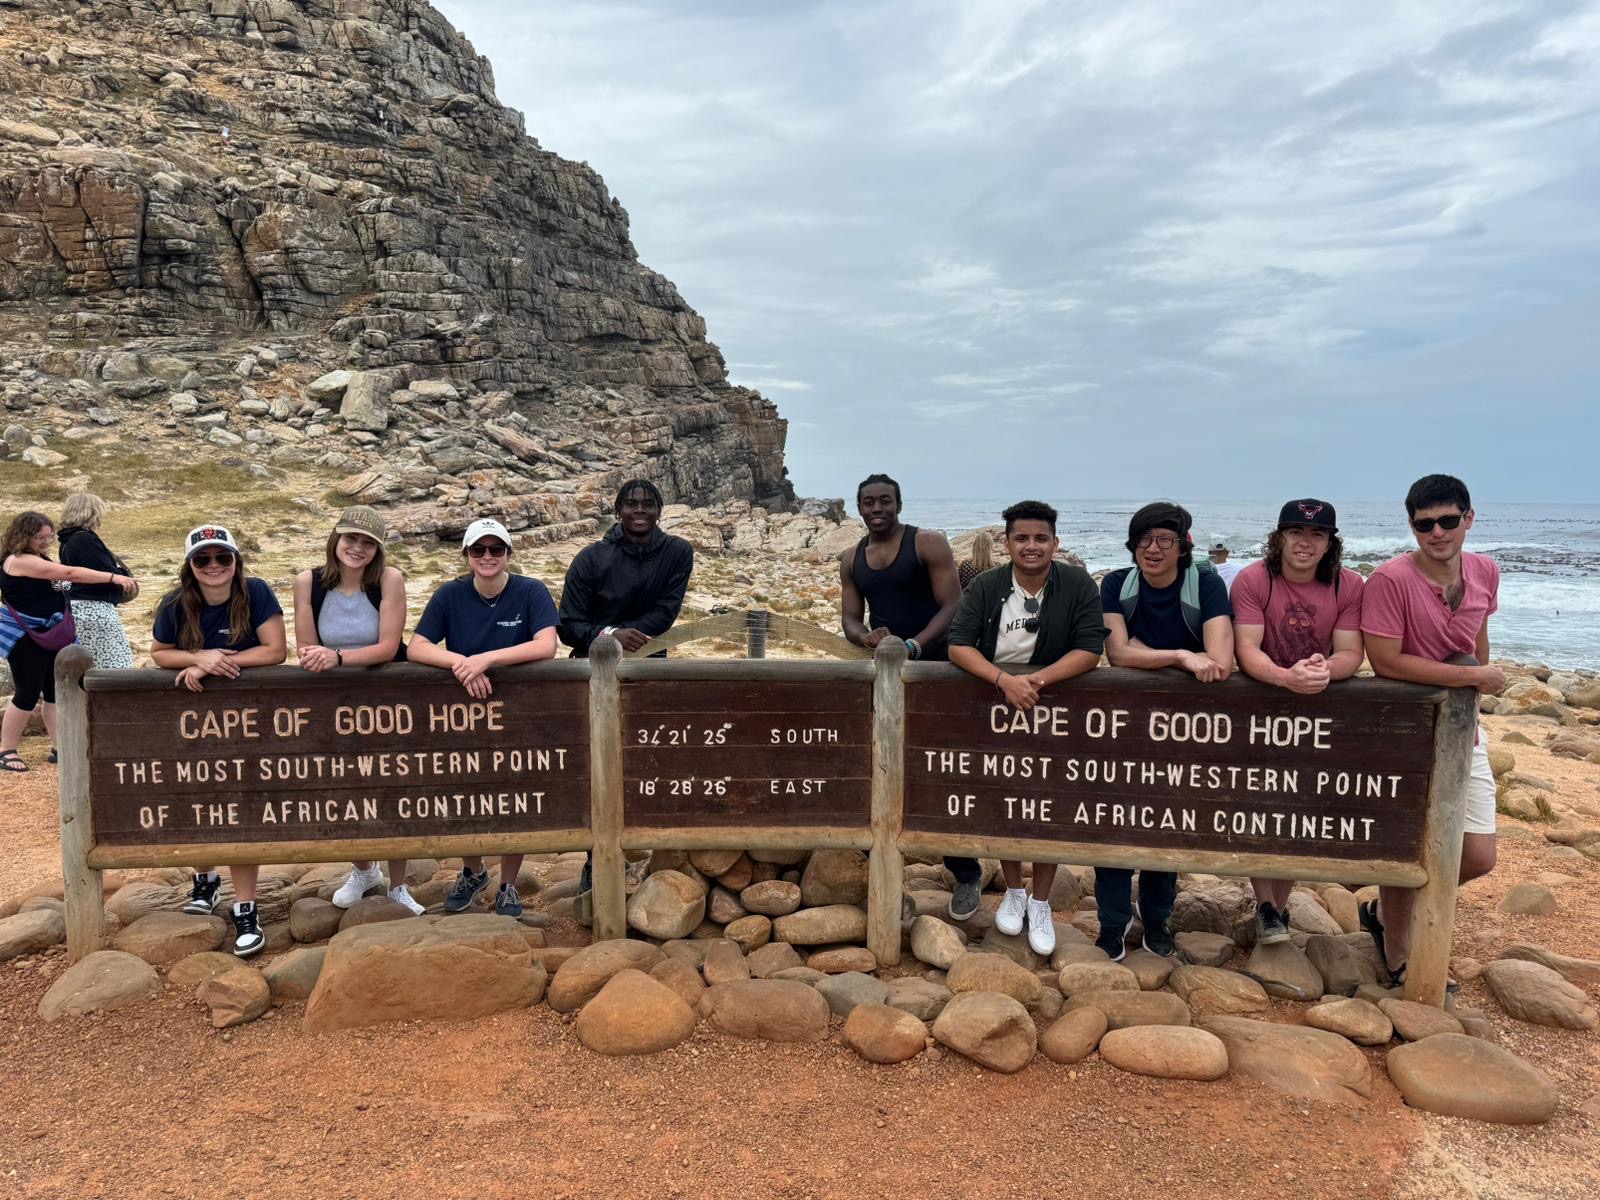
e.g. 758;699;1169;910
3;601;77;652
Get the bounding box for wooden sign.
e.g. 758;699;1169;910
84;667;590;846
903;672;1437;862
620;678;871;828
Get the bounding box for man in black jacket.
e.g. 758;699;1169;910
558;479;694;658
947;499;1106;956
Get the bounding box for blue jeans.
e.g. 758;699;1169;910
1094;868;1177;934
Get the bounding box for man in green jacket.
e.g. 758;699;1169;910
947;499;1106;955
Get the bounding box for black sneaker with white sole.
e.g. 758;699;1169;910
1095;917;1134;962
1141;919;1175;958
230;902;264;958
443;868;489;913
1255;901;1290;945
184;873;221;915
947;881;981;922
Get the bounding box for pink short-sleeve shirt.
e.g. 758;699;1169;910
1231;563;1364;668
1360;551;1499;663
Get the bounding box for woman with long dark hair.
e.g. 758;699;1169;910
293;506;419;913
150;523;286;956
1;511;137;772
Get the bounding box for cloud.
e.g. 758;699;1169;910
435;0;1600;501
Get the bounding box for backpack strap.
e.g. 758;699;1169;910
1117;568;1141;623
309;571;327;626
1121;566;1204;643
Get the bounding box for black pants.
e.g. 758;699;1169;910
945;856;981;886
1094;868;1177;934
6;637;57;712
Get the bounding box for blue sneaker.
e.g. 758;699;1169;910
443;868;489;913
494;884;524;919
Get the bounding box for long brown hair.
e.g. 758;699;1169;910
159;556;255;651
319;530;386;594
1263;528;1344;586
2;511;53;560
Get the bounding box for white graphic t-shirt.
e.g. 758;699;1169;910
994;574;1045;665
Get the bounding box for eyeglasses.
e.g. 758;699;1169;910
1411;513;1466;534
190;552;235;568
467;542;509;558
1136;533;1178;550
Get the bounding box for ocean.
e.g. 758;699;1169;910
901;499;1600;671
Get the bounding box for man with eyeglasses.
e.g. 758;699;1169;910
947;500;1106;954
1097;501;1234;960
1359;474;1504;987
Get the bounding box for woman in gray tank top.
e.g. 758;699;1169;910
292;506;417;913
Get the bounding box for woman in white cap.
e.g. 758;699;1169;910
293;505;420;913
409;517;559;918
150;522;286;956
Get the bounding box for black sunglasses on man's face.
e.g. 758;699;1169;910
1411;513;1466;534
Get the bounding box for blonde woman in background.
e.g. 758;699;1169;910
957;529;995;591
57;493;137;669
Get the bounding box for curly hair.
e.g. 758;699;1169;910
1;511;53;560
1263;528;1344;586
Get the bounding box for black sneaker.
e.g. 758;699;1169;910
184;873;221;915
1095;916;1134;962
1255;901;1290;945
230;903;264;958
947;881;981;921
494;884;524;919
1141;919;1175;958
573;859;594;925
443;868;489;913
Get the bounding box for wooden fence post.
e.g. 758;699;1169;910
1402;686;1477;1005
55;647;103;962
867;638;907;966
745;609;768;659
588;635;628;940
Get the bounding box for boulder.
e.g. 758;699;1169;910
1057;961;1139;997
38;951;161;1021
1387;1035;1558;1124
841;1003;927;1063
1380;998;1465;1041
977;927;1049;970
1063;990;1191;1030
746;942;804;979
1285;892;1343;937
773;904;867;945
289;897;343;942
305;915;548;1031
168;951;242;988
739;880;802;916
649;958;707;1009
1498;884;1557;916
688;849;742;877
709;979;830;1043
909;915;966;969
1200;1016;1372;1106
1099;1026;1229;1081
337;896;413;931
112;911;227;966
0;908;66;961
547;939;665;1013
1316;886;1361;934
723;914;772;952
307;369;352;400
199;966;271;1028
1039;1007;1108;1064
1174;931;1236;967
338;371;392;432
1170;881;1257;946
816;971;890;1017
1168;965;1270;1016
1244;941;1324;1000
1052;943;1112;969
701;939;750;987
707;886;747;925
263;947;326;1001
626;871;706;941
104;881;183;926
1495;943;1600;987
947;953;1042;1003
932;992;1037;1073
575;969;697;1056
807;946;877;974
1305;997;1393;1045
1483;959;1598;1029
799;849;869;906
1123;948;1175;990
1303;934;1376;996
885;977;952;1022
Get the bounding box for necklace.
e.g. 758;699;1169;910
475;580;508;609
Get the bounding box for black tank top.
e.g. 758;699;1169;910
1;559;68;619
850;525;945;657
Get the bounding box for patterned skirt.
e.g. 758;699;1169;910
69;599;134;669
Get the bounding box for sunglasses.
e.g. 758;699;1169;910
190;551;235;568
1021;594;1040;633
1411;514;1466;534
467;542;508;558
1136;533;1178;550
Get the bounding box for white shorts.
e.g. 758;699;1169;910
1463;739;1496;837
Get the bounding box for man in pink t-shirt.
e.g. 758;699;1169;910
1359;474;1505;986
1232;498;1365;946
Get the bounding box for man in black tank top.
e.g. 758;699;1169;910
839;474;982;919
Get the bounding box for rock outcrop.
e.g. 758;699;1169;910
0;0;792;532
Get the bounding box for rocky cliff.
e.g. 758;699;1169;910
0;0;792;539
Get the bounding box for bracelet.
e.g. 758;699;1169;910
335;649;344;667
904;637;921;660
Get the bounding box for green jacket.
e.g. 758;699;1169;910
948;561;1106;665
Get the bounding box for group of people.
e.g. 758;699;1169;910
0;480;693;957
841;472;1501;989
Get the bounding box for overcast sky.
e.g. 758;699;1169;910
435;1;1599;504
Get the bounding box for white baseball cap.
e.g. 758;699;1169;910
185;523;241;559
461;518;512;550
1210;539;1228;551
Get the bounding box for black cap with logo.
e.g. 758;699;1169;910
1276;499;1337;533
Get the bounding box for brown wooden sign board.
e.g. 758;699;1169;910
84;668;590;846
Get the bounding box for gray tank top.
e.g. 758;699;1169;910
318;588;381;649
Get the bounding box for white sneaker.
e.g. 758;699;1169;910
388;884;425;915
995;887;1027;936
1026;897;1056;956
332;864;383;908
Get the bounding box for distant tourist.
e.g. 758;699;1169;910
1360;475;1502;987
57;493;137;670
947;500;1106;955
1208;539;1245;594
1099;501;1234;960
292;506;419;914
2;511;137;773
956;530;995;591
1231;499;1364;945
839;474;974;918
410;518;558;918
151;524;286;957
558;479;694;658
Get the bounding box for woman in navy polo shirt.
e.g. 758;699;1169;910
150;523;287;957
409;518;558;918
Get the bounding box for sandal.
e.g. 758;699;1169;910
0;750;27;774
46;747;58;764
